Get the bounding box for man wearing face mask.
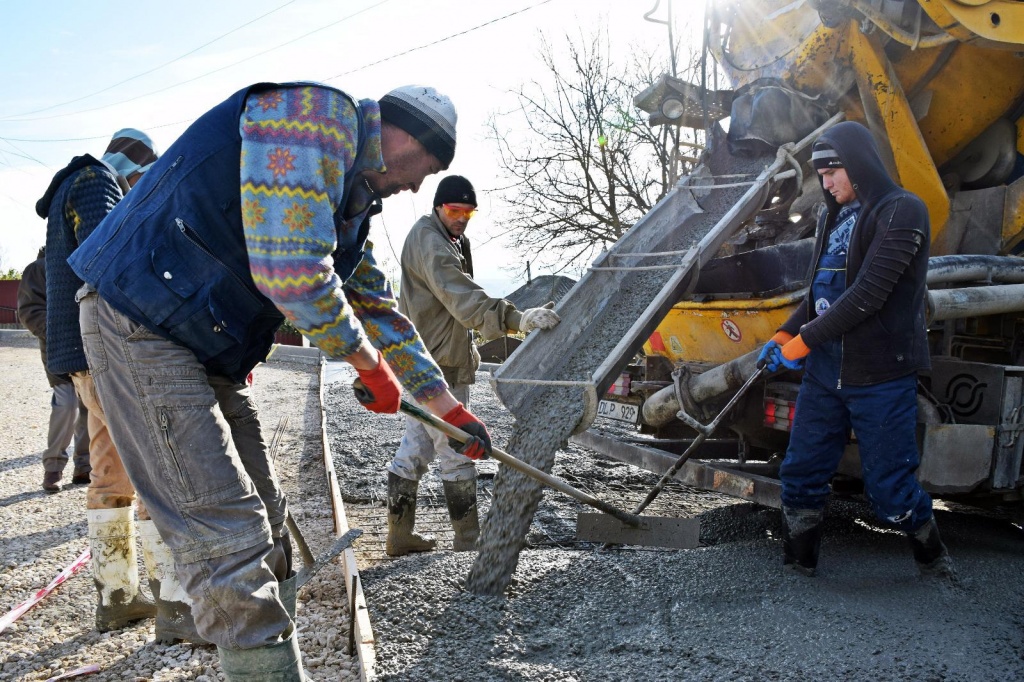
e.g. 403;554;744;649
757;121;952;581
385;175;560;556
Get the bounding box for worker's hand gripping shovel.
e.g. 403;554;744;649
353;379;490;459
391;393;704;550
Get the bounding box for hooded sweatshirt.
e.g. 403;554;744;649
37;156;124;376
779;121;931;386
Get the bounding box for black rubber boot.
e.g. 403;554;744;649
781;506;823;577
138;520;206;645
218;632;305;681
442;478;480;552
279;572;298;621
385;472;436;557
908;516;956;580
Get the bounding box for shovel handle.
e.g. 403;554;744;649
398;400;643;527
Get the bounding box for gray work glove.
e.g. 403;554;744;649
519;302;560;332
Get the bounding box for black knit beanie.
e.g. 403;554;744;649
433;175;476;207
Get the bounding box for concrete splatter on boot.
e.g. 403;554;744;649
138;519;206;645
386;472;436;557
908;516;956;581
443;478;480;552
87;507;156;631
781;506;823;577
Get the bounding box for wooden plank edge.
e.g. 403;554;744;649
317;358;376;681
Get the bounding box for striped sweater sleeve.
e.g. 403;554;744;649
344;243;448;402
239;86;366;358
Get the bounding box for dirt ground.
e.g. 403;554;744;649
5;332;1024;681
0;334;356;681
325;363;1024;681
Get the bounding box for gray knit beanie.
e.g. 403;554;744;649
379;85;457;169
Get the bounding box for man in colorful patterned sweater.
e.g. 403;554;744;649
69;83;491;680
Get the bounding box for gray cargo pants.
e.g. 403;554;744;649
44;382;90;473
79;291;291;650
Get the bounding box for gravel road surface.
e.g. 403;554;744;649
0;334;356;681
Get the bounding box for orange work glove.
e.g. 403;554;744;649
352;350;401;414
442;403;493;460
779;334;811;369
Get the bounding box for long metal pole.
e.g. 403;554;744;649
631;365;764;516
398;399;644;527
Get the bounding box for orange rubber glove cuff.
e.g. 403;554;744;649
781;334;811;361
354;350;401;414
770;331;794;346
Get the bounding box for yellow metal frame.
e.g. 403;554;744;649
919;0;1024;49
645;291;806;365
846;23;952;245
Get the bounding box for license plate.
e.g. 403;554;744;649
597;399;640;424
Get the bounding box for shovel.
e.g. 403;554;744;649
394;397;701;550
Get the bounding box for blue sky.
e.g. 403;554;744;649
0;0;691;294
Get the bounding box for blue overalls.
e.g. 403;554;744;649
779;246;933;532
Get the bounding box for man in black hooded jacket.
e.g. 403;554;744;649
757;121;952;579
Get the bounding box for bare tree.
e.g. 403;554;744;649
489;28;700;275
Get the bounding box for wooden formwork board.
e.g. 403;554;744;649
316;357;376;681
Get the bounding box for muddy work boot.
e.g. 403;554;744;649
781;506;823;577
908;516;956;580
43;470;63;493
219;631;305;682
88;507;156;631
71;464;92;485
386;472;437;557
442;478;480;552
138;520;205;645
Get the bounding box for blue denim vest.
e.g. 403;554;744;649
69;82;374;382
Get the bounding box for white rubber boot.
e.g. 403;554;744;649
138;519;205;644
88;507;155;631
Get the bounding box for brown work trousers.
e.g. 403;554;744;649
71;371;149;517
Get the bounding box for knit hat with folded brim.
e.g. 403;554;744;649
379;85;457;169
102;128;158;179
811;141;843;170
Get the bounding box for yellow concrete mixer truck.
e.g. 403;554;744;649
566;0;1024;509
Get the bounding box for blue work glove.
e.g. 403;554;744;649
778;335;811;370
759;331;797;373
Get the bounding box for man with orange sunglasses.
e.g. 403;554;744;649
386;175;560;556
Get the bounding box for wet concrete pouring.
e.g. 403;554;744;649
324;137;1024;679
467;138;780;596
324;365;1024;681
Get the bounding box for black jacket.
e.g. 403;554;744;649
16;251;71;388
780;121;930;386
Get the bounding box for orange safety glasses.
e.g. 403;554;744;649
441;204;477;220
